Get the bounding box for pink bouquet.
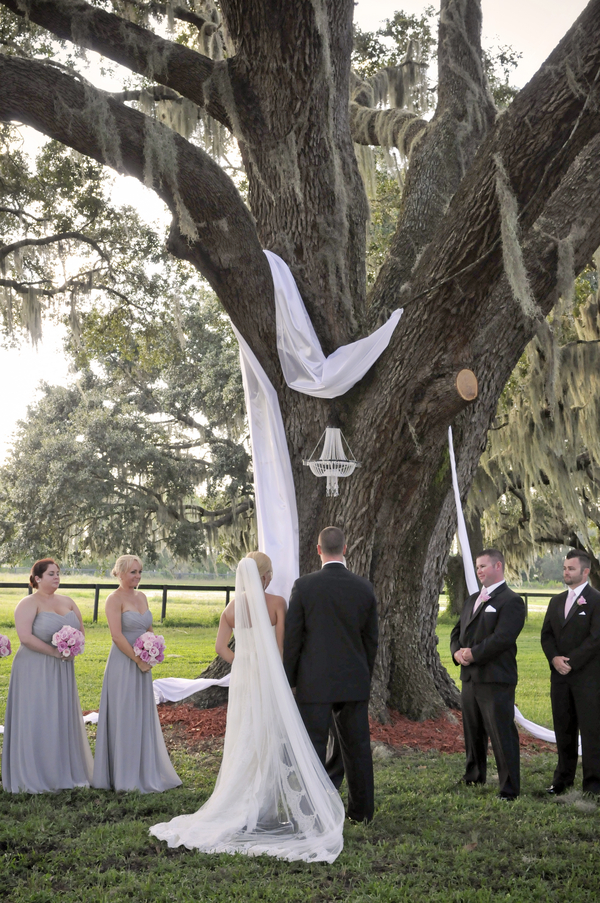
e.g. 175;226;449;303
52;625;85;659
0;635;11;657
133;631;165;666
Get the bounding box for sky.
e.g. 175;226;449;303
0;0;591;461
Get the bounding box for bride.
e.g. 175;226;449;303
150;552;344;862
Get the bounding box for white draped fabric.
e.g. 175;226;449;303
447;427;576;750
448;426;478;596
231;250;402;601
150;558;344;862
152;674;230;705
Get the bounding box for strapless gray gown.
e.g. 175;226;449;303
2;610;93;794
92;610;181;793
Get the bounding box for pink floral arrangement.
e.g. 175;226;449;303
0;635;11;657
51;625;85;659
133;631;165;666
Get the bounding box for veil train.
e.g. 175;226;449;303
150;558;344;862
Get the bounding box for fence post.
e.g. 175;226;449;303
161;586;168;622
28;585;32;595
93;585;100;623
226;588;230;607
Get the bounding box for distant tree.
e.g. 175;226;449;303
0;297;255;565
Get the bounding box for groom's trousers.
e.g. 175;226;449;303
298;700;374;822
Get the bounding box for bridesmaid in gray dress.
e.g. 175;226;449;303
2;558;93;793
93;555;181;793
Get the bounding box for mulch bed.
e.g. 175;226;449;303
157;703;556;755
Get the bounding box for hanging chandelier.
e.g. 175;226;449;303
303;427;360;497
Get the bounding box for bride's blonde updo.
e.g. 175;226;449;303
112;554;143;578
245;551;273;579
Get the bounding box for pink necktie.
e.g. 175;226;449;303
564;588;577;619
473;586;490;614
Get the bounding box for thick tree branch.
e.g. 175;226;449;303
0;274;92;296
368;0;496;307
0;0;233;128
0;54;278;377
0;230;108;262
0;205;47;223
124;0;221;35
373;0;600;329
349;103;427;156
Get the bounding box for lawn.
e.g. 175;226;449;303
0;747;598;902
1;590;598;902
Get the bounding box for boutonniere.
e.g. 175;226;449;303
576;597;586;606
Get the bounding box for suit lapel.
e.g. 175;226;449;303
564;585;590;627
465;584;503;627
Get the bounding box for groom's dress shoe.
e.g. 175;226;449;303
546;784;570;795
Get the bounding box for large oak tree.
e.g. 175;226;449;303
2;0;600;718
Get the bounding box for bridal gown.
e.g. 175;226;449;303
2;610;93;793
150;558;344;862
93;609;181;793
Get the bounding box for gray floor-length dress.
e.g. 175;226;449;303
2;610;93;794
92;610;181;793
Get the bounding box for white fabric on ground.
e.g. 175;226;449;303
152;674;231;704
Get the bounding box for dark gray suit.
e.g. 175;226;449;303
541;583;600;794
450;582;525;798
284;562;378;821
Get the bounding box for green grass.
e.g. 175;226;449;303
437;611;554;728
2;596;598;901
0;749;599;902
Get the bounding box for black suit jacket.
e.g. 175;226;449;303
283;563;378;703
540;584;600;683
450;582;525;685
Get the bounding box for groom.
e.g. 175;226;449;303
284;526;379;823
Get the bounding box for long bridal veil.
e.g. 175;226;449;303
149;558;344;862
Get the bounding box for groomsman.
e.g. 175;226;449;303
450;549;525;800
284;526;379;823
541;550;600;796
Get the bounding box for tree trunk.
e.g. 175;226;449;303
445;556;468;619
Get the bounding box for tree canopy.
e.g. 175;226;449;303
2;0;600;718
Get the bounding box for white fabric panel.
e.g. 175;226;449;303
152;674;231;705
232;250;402;602
265;250;403;398
232;324;299;601
448;426;478;596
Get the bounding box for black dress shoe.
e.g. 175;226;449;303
499;794;517;802
546;784;569;795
